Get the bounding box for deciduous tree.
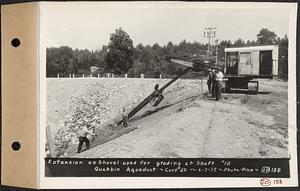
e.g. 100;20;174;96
257;28;277;45
105;28;134;74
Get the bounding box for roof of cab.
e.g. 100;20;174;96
225;45;278;52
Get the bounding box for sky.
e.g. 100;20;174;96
42;2;293;50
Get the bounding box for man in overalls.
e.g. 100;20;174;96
207;69;213;94
211;69;216;98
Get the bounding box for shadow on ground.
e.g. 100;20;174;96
225;89;271;95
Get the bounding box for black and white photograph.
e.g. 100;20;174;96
40;1;297;187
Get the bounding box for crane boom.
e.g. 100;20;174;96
117;67;191;125
117;57;218;126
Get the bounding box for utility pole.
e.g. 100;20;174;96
204;27;217;55
215;39;218;67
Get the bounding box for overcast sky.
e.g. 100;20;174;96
42;2;293;50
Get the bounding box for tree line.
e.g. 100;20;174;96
47;28;288;79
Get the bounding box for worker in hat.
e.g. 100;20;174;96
215;68;224;101
211;69;216;98
121;107;128;127
77;125;96;153
207;69;213;94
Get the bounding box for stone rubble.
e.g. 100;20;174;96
48;79;201;157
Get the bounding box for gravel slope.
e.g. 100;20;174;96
47;78;288;158
47;77;202;157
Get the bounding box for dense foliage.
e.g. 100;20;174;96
105;28;134;75
47;28;288;79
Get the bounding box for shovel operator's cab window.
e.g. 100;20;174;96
239;52;252;75
225;45;278;78
226;52;239;75
224;45;278;93
260;50;273;75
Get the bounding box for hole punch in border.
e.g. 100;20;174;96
11;38;21;47
11;141;21;151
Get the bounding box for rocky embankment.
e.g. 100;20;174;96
47;78;203;157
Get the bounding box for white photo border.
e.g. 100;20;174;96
38;1;298;189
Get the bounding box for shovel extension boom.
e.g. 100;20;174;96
170;58;219;71
117;57;218;126
117;67;191;125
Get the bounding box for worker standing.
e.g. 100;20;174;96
77;125;95;153
122;107;128;127
207;69;213;94
211;69;216;98
150;83;164;107
215;68;224;101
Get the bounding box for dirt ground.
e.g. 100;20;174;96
47;78;288;158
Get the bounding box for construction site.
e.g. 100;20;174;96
45;11;290;159
46;49;288;159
